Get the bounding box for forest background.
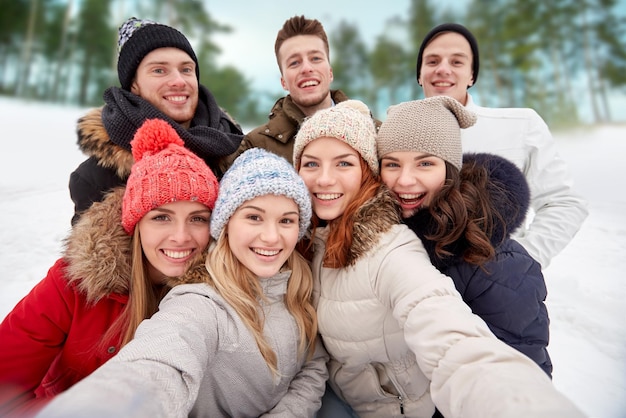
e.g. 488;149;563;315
1;0;625;128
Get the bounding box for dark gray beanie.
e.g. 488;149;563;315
117;17;199;91
416;23;479;88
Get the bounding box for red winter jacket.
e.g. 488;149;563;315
0;189;131;417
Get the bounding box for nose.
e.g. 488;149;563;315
170;222;192;242
435;60;452;75
316;166;336;187
300;58;314;73
397;167;418;187
168;70;186;87
260;222;279;244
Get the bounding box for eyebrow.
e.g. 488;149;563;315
239;205;299;217
301;152;359;161
382;153;437;162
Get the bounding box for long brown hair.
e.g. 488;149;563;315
426;161;495;266
205;229;317;376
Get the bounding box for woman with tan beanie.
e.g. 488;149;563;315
293;99;582;418
1;118;219;417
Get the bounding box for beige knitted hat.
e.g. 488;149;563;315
376;96;477;169
293;100;379;175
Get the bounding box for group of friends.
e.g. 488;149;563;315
0;14;589;418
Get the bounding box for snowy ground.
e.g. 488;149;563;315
0;97;624;417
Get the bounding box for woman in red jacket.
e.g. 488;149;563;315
0;119;219;417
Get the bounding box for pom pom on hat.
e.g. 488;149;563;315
211;148;312;240
117;17;199;91
122;119;219;234
376;96;477;170
293;100;379;175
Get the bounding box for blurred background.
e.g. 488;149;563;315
1;0;625;128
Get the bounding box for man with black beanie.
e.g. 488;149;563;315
415;22;588;269
69;17;243;225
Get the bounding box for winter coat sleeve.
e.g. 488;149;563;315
34;284;220;418
0;260;74;417
508;110;588;268
452;240;552;376
261;336;328;417
375;227;584;418
69;157;125;226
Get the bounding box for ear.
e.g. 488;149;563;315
280;76;288;91
417;78;422;86
329;67;334;83
130;79;139;95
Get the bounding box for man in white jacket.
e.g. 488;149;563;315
416;23;588;268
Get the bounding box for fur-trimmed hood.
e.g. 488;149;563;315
63;187;132;302
76;107;135;179
320;185;400;266
405;152;530;267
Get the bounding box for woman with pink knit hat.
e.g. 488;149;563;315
0;118;219;417
293;100;583;418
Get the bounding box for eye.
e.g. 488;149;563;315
182;66;195;74
280;216;297;225
302;161;319;168
338;160;355;167
151;214;169;221
247;214;261;221
190;215;209;223
152;67;165;74
382;161;400;169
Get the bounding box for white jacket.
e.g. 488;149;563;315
463;94;588;267
310;187;585;418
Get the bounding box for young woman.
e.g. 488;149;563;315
36;148;327;418
292;100;582;418
0;118;219;417
377;96;551;377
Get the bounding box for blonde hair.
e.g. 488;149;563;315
205;229;318;376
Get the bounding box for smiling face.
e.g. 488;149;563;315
418;32;474;106
131;47;199;128
138;200;211;284
278;35;334;116
380;151;447;218
226;194;300;278
298;137;362;221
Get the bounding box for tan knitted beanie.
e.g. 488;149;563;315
376;96;477;169
293;100;379;175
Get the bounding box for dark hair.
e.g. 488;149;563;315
416;23;480;88
274;15;330;72
426;161;495;266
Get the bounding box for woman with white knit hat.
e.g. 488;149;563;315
293;99;583;418
35;149;327;417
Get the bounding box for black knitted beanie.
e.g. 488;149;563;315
117;17;199;91
416;23;479;88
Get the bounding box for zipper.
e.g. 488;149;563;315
398;395;405;415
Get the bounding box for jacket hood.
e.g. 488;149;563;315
344;185;401;265
463;152;530;242
76;107;134;179
63;187;132;302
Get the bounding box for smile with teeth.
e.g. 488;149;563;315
433;82;453;87
316;193;341;201
163;249;193;259
253;248;280;257
299;80;319;88
166;95;187;102
398;193;425;204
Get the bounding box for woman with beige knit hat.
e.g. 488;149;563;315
294;99;582;418
378;95;552;417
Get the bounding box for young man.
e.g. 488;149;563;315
223;15;377;167
69;17;243;225
416;23;588;268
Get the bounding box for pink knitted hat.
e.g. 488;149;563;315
122;119;219;234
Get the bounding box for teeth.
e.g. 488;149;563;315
300;80;318;88
163;249;192;259
433;82;452;87
399;193;423;200
167;96;186;102
316;193;341;200
254;248;280;256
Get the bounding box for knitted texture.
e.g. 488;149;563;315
211;148;312;240
117;17;199;91
122;119;219;234
293;100;379;175
416;22;480;87
376;96;477;170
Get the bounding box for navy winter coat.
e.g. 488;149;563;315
405;153;552;377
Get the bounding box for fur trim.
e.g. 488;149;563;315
463;153;530;243
347;185;401;265
77;108;134;179
63;188;132;302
